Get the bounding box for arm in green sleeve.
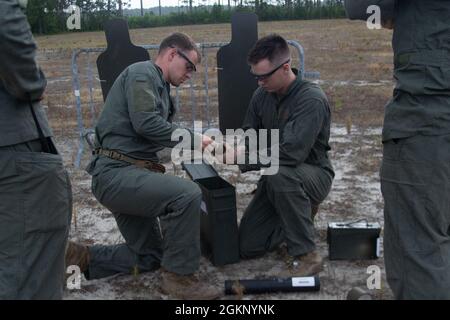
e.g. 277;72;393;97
125;73;195;149
239;92;264;172
0;0;46;101
278;98;326;166
241;92;262;132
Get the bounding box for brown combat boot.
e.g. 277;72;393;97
160;269;222;300
65;241;90;273
280;250;323;278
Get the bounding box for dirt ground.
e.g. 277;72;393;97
35;19;395;300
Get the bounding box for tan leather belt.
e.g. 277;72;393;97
94;148;165;174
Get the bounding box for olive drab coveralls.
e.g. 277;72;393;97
86;60;202;278
0;0;72;299
346;0;450;299
238;75;334;259
381;0;450;299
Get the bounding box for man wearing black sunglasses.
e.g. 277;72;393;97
237;34;334;278
67;33;221;300
172;46;197;73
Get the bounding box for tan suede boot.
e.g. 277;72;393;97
281;250;323;278
160;270;222;300
65;241;90;273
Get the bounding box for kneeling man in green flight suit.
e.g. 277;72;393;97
231;34;334;277
66;33;221;300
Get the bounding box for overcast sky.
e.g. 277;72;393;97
128;1;322;8
128;0;200;8
127;1;248;8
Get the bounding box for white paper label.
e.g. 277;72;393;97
376;238;381;257
292;277;315;287
74;90;80;97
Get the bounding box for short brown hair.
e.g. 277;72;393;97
159;32;201;63
247;34;290;65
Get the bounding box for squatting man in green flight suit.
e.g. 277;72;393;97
66;33;222;300
345;0;450;299
0;0;72;300
225;34;335;277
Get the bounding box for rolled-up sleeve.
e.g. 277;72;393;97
0;0;46;101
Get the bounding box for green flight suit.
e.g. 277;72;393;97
86;61;202;278
238;75;334;258
0;0;72;299
380;0;450;299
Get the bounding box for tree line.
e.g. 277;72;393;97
26;0;345;35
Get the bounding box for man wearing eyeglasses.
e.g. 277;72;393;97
67;33;221;300
237;34;334;277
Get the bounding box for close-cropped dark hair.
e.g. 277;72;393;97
247;34;290;65
159;32;201;63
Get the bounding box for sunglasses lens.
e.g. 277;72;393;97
252;59;290;81
177;50;196;73
255;74;267;81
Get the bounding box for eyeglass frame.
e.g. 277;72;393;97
250;58;291;81
170;46;197;73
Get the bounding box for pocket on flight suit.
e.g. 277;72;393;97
394;62;426;96
381;144;424;248
0;159;21;248
132;76;158;113
423;65;450;94
16;154;72;234
381;139;439;254
0;159;23;298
